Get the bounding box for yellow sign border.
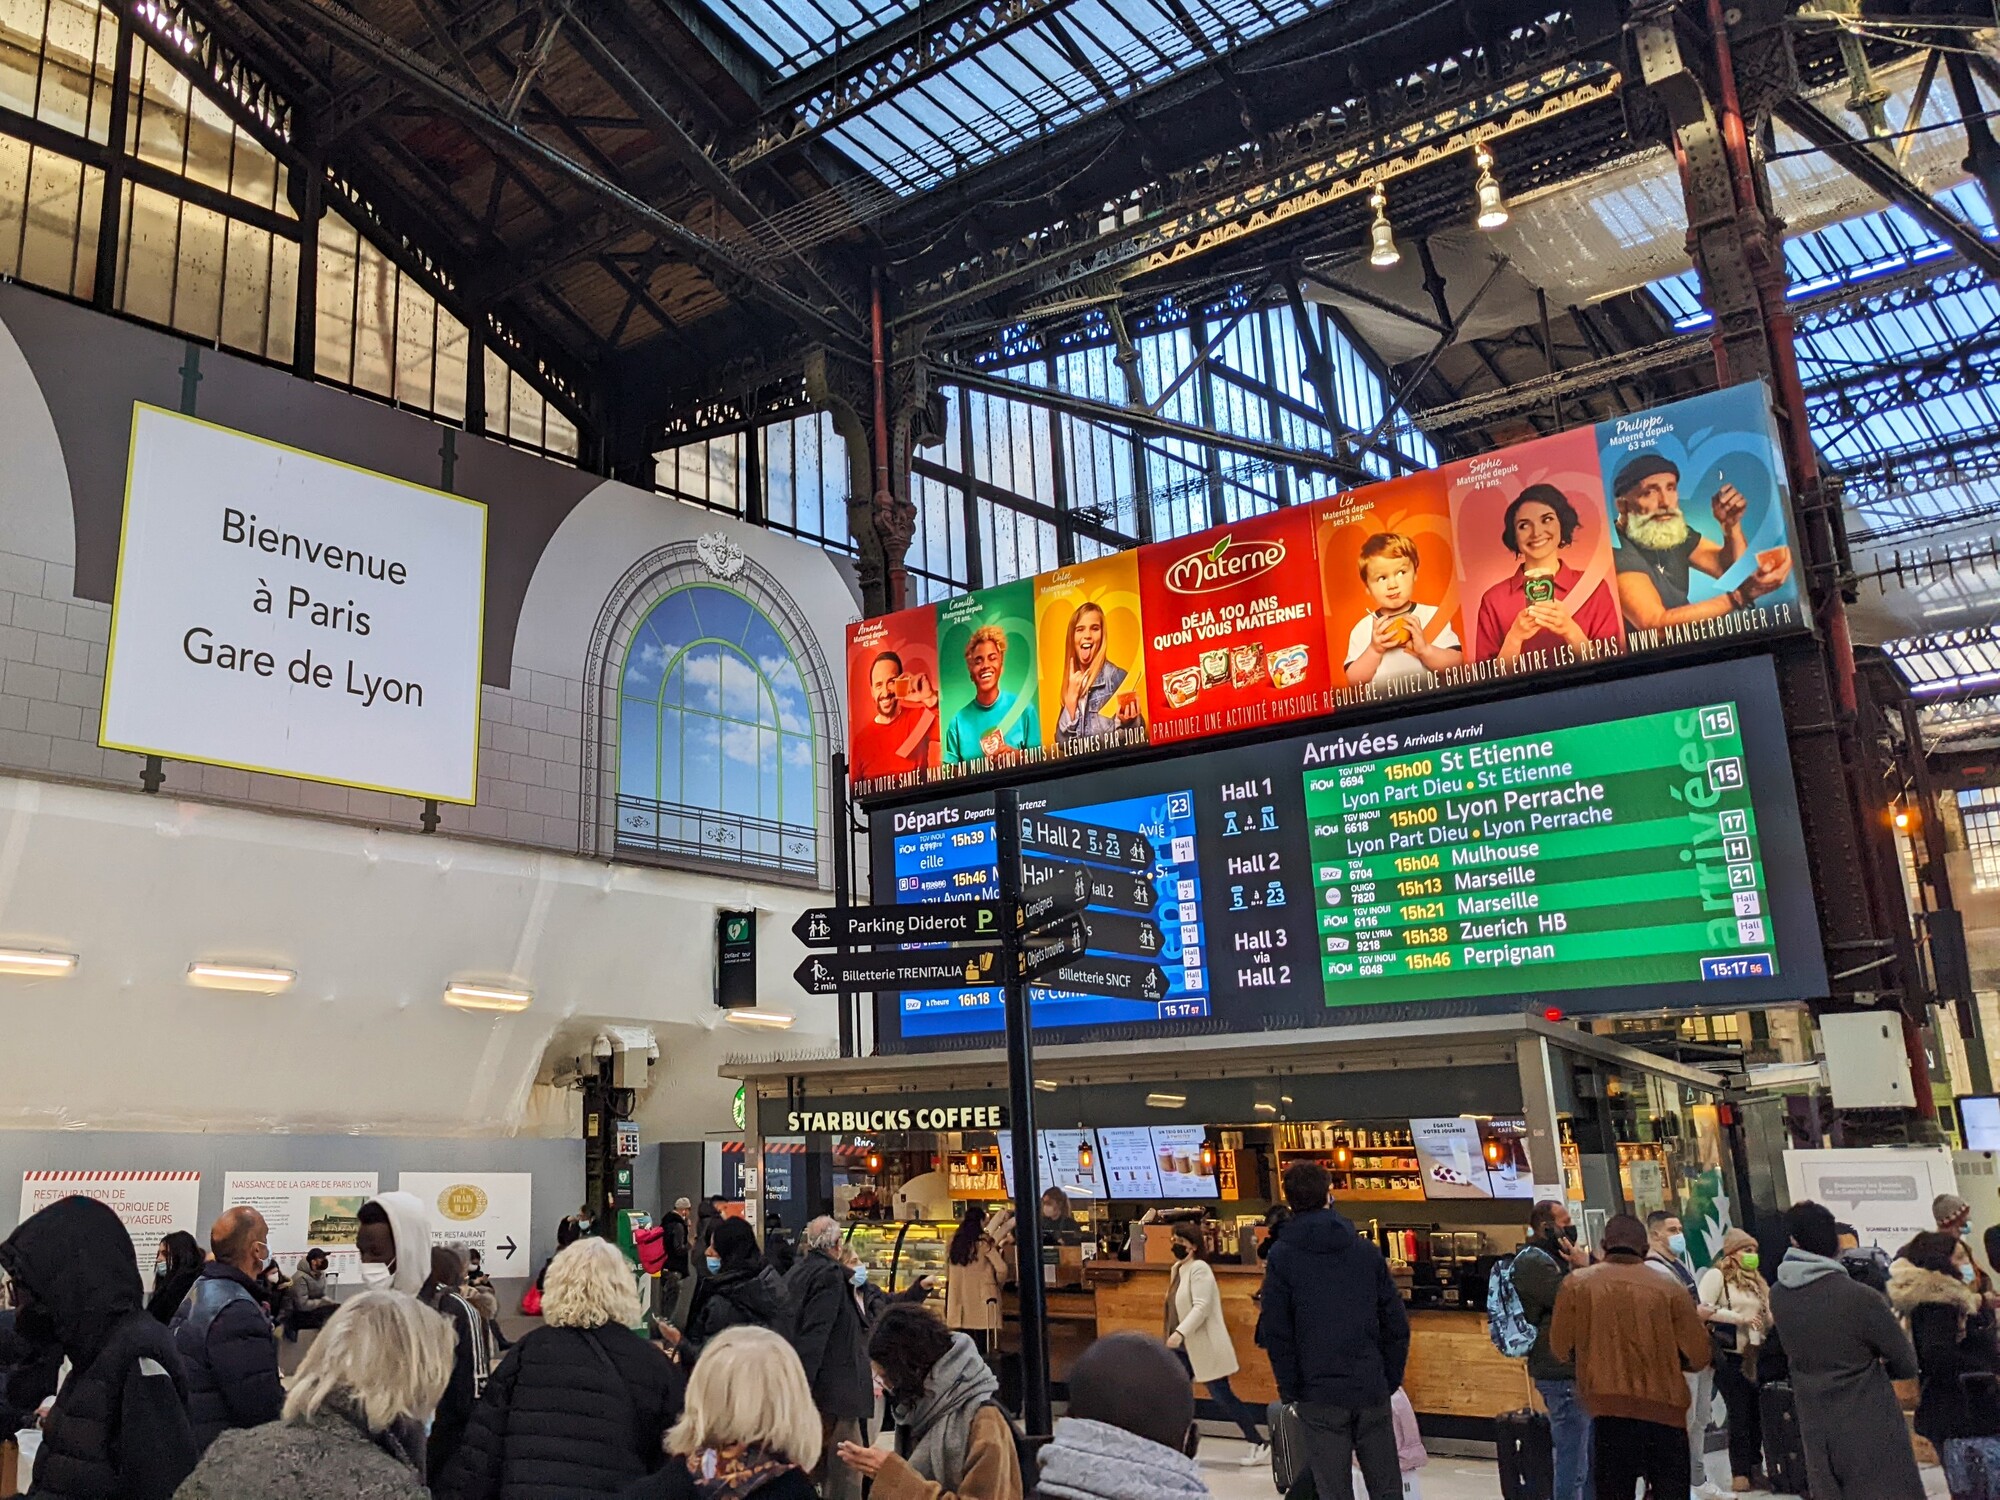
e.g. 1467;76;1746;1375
99;402;489;806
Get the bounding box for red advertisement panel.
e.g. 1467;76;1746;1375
1311;471;1467;707
846;605;942;794
1136;507;1331;745
1445;426;1624;681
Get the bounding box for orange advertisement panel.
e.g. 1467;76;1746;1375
1445;426;1624;681
846;605;942;794
1311;471;1468;708
1136;507;1331;745
1033;552;1150;758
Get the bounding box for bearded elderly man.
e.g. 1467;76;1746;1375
1611;453;1792;632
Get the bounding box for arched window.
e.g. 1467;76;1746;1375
615;585;818;875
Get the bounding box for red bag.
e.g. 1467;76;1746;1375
634;1224;668;1275
521;1284;542;1317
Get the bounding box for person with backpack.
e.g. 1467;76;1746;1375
836;1303;1024;1500
1504;1199;1592;1500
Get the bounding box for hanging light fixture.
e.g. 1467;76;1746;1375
1367;185;1400;269
1473;143;1509;230
1078;1135;1095;1175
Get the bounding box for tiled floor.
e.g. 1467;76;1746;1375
1189;1433;1954;1498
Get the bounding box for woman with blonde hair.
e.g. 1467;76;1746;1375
618;1325;820;1500
1697;1226;1774;1493
440;1236;683;1500
172;1289;456;1499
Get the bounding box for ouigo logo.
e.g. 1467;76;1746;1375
1161;533;1287;594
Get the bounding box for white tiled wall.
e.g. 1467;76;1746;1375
0;544;590;851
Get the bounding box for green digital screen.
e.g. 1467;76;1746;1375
1307;701;1771;1005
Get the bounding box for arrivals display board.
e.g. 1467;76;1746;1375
101;405;487;803
871;656;1823;1049
848;383;1802;797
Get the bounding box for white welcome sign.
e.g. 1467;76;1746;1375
101;404;486;802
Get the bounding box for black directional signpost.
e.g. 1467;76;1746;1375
792;946;1010;995
792;901;1010;947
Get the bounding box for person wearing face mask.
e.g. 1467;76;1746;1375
840;1246;933;1327
1644;1210;1718;1498
0;1194;197;1500
170;1207;286;1454
148;1230;206;1326
1161;1223;1265;1462
1889;1230;2000;1499
355;1193;433;1297
1695;1229;1772;1494
1512;1199;1593;1500
659;1219;794;1369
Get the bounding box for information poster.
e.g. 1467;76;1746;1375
1783;1147;1957;1253
938;580;1040;769
849;384;1804;798
1096;1127;1165;1199
224;1171;377;1270
847;604;942;788
1149;1125;1218;1199
101;405;486;803
1137;505;1331;745
1410;1118;1494;1199
397;1171;533;1273
1317;472;1465;705
19;1170;201;1270
1478;1118;1533;1199
1034;553;1150;756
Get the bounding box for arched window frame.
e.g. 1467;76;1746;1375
580;538;838;888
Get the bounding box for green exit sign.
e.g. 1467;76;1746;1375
716;909;757;1008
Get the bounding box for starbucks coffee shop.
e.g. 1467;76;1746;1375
726;1012;1734;1446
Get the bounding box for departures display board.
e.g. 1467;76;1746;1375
871;656;1824;1049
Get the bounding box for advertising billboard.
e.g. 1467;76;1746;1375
846;383;1804;798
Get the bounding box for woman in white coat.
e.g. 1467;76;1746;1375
1163;1222;1268;1462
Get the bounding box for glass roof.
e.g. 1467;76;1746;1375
1649;180;2000;546
704;0;1340;192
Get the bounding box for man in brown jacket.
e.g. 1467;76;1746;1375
1550;1212;1712;1500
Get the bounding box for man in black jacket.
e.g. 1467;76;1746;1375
0;1194;197;1499
1261;1161;1410;1500
1512;1198;1592;1500
170;1206;284;1453
787;1216;872;1500
422;1246;491;1484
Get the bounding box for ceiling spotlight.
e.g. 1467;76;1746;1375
1034;1079;1059;1093
1145;1091;1187;1109
592;1033;614;1058
1367;185;1400;269
1474;143;1509;230
444;982;532;1013
0;948;77;977
725;1008;795;1030
187;962;294;994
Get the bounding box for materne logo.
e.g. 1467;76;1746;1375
1162;535;1286;594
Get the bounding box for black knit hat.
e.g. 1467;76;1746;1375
1612;452;1680;497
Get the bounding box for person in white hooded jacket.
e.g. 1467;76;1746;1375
356;1192;434;1296
1033;1333;1210;1500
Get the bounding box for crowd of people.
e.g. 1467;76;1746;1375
11;1171;1994;1500
1506;1187;2000;1500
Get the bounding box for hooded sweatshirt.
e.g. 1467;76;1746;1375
0;1195;198;1500
369;1192;434;1297
1034;1418;1209;1500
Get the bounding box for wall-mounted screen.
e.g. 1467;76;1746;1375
1095;1127;1165;1199
1962;1096;2000;1152
1150;1125;1218;1199
871;656;1824;1051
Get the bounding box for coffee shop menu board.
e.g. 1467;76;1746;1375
998;1129;1111;1200
849;383;1804;798
871;655;1825;1050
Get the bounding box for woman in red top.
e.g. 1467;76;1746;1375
1473;484;1624;665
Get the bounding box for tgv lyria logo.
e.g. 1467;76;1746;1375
1162;533;1286;593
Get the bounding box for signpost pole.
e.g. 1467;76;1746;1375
831;750;854;1057
995;787;1051;1435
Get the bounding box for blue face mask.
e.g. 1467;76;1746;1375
705;1254;721;1273
852;1264;871;1287
1667;1233;1687;1257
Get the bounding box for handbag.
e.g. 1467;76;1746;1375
1268;1401;1309;1493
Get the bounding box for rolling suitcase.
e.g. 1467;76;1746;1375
1494;1407;1554;1500
1759;1380;1812;1498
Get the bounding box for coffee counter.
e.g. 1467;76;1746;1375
1076;1262;1533;1430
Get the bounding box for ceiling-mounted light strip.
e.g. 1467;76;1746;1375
726;1008;795;1030
1145;1091;1187;1109
444;982;532;1013
187;962;295;993
0;948;77;976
